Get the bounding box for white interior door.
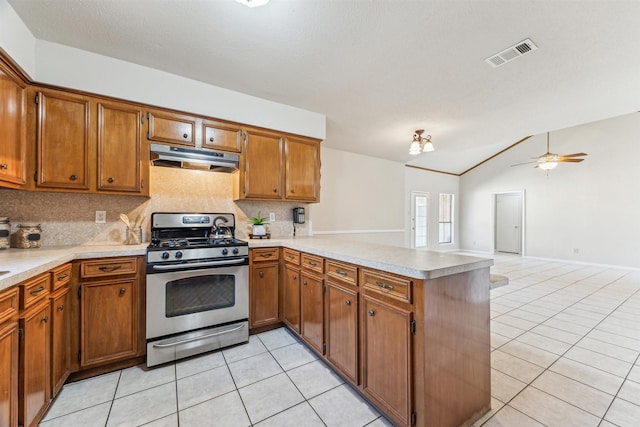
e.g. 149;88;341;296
411;191;429;248
495;192;522;254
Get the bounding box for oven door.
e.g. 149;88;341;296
146;262;249;340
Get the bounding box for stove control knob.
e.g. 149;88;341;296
175;251;183;259
232;248;239;255
161;252;170;260
221;248;229;255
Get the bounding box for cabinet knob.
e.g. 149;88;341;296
70;174;78;181
119;288;126;295
183;133;188;139
291;189;295;194
293;275;297;280
345;300;351;306
41;316;49;323
303;281;308;286
57;305;65;311
209;137;214;142
368;310;375;317
259;271;264;278
273;188;278;192
0;163;7;170
108;177;114;183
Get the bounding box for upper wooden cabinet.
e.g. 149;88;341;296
285;137;320;201
203;119;242;153
147;111;197;147
36;91;91;190
98;102;147;194
0;62;27;190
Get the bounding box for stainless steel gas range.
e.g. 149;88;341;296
145;212;249;367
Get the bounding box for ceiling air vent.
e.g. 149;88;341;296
485;38;538;68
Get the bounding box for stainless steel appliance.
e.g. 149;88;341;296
146;212;249;367
150;143;239;172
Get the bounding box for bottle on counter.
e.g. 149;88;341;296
0;217;9;249
11;222;42;249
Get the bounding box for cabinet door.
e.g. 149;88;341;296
241;130;283;199
362;296;412;426
326;282;358;382
250;263;279;328
283;265;301;333
36;91;90;190
300;272;323;353
203;120;242;153
50;288;70;397
98;102;146;194
147;111;196;146
0;321;18;427
80;278;138;367
0;66;26;189
285;137;320;202
19;301;51;427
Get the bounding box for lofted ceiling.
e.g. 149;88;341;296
8;0;640;174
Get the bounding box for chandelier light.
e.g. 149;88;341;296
234;0;270;7
409;129;434;155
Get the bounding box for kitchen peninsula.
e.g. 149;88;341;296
1;237;492;427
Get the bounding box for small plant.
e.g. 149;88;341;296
249;211;268;225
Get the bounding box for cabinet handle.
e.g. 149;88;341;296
259;271;264;278
336;270;347;276
309;261;317;267
108;177;114;183
368;310;375;316
57;273;69;281
259;253;272;258
119;288;126;295
303;281;308;286
99;265;122;272
183;133;188;139
209;137;214;142
141;179;144;189
57;305;65;311
273;188;278;193
30;286;46;295
293;275;297;280
345;300;351;306
41;316;49;323
0;163;7;170
70;174;78;181
376;281;394;290
291;189;295;194
287;254;295;259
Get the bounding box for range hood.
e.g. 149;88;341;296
150;143;239;173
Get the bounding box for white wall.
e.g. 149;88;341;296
460;112;640;268
404;167;460;251
0;0;36;77
312;147;405;246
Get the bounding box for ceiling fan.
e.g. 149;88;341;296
511;132;588;170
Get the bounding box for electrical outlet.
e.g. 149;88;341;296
269;212;276;222
95;210;106;224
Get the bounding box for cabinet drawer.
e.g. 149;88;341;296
251;248;280;263
80;257;138;278
326;260;358;286
283;248;300;265
20;273;50;310
0;286;19;324
301;253;324;275
50;263;72;291
361;269;412;304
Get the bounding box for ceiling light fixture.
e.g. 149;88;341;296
234;0;270;7
409;129;434;155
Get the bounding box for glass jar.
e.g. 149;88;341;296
11;222;42;249
0;217;10;249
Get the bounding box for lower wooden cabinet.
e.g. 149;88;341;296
300;272;324;353
325;282;358;383
361;295;413;426
250;263;279;328
0;320;19;427
50;287;70;396
283;265;301;333
19;300;51;427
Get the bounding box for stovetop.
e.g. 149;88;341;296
148;237;248;250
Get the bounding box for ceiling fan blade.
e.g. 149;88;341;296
559;152;588;158
510;161;537;167
557;158;584;163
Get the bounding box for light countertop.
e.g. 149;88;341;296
0;237;492;292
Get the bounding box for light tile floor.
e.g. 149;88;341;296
40;254;640;426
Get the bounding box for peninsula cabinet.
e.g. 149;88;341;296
249;248;280;330
0;286;19;427
0;59;27;190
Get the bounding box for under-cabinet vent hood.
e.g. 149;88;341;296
150;143;239;173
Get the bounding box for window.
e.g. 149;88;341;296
439;193;454;244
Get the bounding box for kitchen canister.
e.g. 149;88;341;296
0;217;10;249
11;222;42;249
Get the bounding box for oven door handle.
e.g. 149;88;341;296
151;323;246;349
151;257;247;271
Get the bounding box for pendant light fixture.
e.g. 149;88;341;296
234;0;269;7
409;129;434;155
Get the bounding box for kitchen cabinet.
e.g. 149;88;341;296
98;102;148;194
18;272;52;427
249;248;280;330
36;90;91;190
0;59;27;190
283;249;301;333
79;257;140;368
300;253;324;353
0;286;19;427
285;137;320;202
49;263;72;397
202;119;242;153
147;110;197;147
237;129;283;200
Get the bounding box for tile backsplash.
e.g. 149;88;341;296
0;166;310;246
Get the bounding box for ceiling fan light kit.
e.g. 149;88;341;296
511;132;587;172
409;129;434;155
